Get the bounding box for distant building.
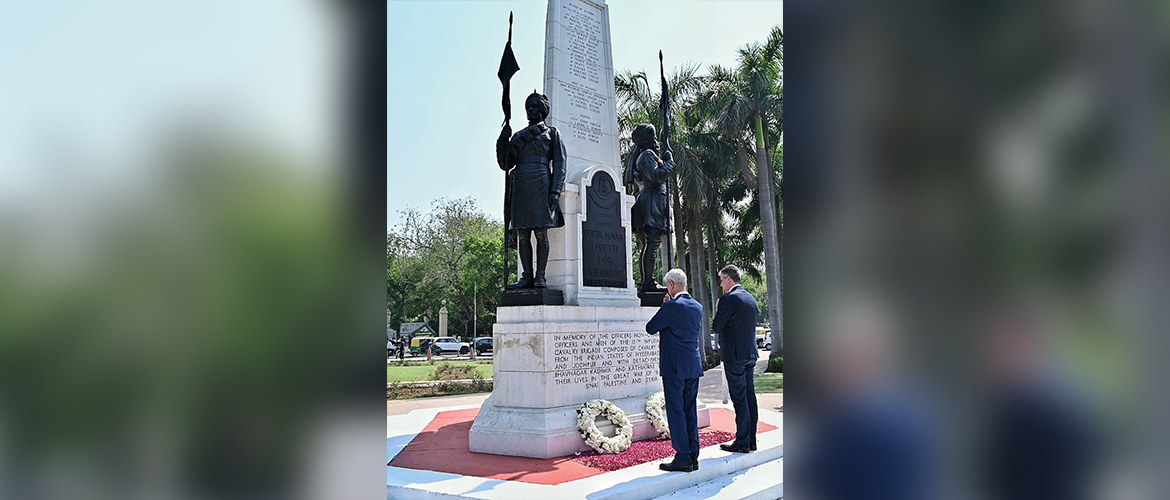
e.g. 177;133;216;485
393;322;435;339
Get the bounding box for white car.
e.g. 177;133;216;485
432;337;471;355
755;327;772;350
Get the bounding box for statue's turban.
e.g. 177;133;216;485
526;92;550;119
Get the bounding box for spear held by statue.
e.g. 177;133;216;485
498;11;520;283
659;50;675;268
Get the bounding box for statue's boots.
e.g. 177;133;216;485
533;272;547;288
508;273;535;289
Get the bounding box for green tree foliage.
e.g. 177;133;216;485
387;198;514;338
616;26;783;362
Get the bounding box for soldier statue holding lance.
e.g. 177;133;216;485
496;92;567;288
625;123;676;292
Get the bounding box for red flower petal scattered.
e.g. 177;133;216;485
571;430;736;471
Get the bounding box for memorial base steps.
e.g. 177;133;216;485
648;457;783;500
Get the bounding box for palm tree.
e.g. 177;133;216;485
696;26;783;359
672;104;746;366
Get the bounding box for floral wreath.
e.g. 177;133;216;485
576;399;633;454
645;391;670;438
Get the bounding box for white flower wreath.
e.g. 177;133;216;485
576;399;633;454
645;391;670;438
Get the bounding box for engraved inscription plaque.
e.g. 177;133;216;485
581;170;626;288
553;0;608;149
551;329;660;394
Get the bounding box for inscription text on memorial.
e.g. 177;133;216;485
581;170;627;288
556;0;607;146
551;330;660;391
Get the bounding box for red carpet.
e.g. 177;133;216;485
389;407;777;485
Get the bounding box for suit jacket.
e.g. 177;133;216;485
712;285;759;363
645;292;705;379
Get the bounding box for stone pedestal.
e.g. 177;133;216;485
469;305;709;458
638;290;668;307
499;288;565;307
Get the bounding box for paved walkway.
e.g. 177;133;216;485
387;392;491;416
696;359;783;411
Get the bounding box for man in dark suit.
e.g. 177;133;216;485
645;268;705;472
712;265;759;453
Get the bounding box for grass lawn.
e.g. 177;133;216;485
386;361;494;383
755;372;783;393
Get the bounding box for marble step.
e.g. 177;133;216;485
648;458;782;500
585;442;783;500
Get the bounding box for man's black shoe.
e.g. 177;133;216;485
658;459;695;472
750;443;757;451
720;443;751;453
691;460;700;471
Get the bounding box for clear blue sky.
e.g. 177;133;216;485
387;0;783;230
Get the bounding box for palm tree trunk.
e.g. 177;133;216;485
706;223;722;310
692;224;711;322
771;218;783;361
753;113;783;358
672;183;687;269
704;225;721;362
710;229;723;301
687;217;714;366
764;132;782;237
763;127;784;362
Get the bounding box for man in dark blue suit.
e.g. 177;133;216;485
645;268;705;472
712;265;759;453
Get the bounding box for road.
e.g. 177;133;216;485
388;351;494;362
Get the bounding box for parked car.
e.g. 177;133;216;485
473;337;493;355
409;336;442;356
432;337;471;355
755;327;772;350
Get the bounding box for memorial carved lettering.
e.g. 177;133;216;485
551;329;661;393
581;171;627;287
556;0;607;145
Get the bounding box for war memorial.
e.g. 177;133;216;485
387;1;783;498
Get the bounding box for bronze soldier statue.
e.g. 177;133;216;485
497;92;566;289
625;123;677;292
